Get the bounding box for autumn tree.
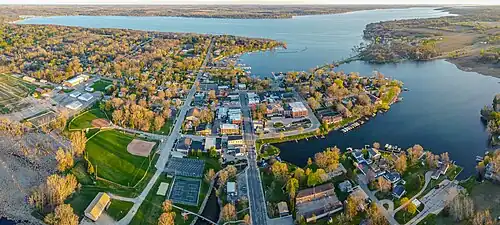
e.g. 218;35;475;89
271;161;289;182
29;174;78;211
55;148;74;172
221;203;237;222
449;193;474;222
204;168;215;183
345;193;364;219
395;152;407;174
153;116;166;131
407;144;424;165
375;176;391;193
226;165;237;178
307;169;327;187
373;142;381;149
218;170;229;187
243;214;251;225
44;204;78;225
426;152;439;169
294;168;306;183
367;203;387;225
472;209;494;225
285;178;299;200
314;146;340;172
158;200;176;225
70;131;87;157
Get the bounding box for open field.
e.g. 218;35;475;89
107;199;134;221
86;129;156;186
91;79;113;92
69;108;109;130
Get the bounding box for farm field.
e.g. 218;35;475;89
86;129;156;186
68;108;109;130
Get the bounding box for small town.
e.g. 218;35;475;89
0;4;499;225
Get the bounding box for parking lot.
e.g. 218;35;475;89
169;176;201;206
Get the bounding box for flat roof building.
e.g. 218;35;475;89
84;192;111;222
64;74;90;87
78;93;94;102
66;101;83;110
288;102;308;118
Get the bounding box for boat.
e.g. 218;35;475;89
476;156;484;162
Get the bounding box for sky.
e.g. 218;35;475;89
0;0;498;5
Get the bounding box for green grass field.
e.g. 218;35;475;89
130;174;175;225
69;108;109;130
86;130;154;186
91;79;113;92
107;199;134;221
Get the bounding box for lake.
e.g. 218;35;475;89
19;8;499;177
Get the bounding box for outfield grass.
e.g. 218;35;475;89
86;129;154;186
107;199;134;221
69;108;108;130
130;174;173;225
91;79;113;92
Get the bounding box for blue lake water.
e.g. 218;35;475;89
19;8;499;177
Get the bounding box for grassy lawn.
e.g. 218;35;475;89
260;144;281;159
107;199;134;221
260;169;287;204
91;79;113;92
69;108;108;130
130;174;172;225
395;210;418;224
86;129;155;186
469;181;500;216
152;119;173;135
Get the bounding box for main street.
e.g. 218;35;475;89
117;38;214;225
240;92;269;225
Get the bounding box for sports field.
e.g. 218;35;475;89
86;129;154;186
69;108;109;130
91;79;113;92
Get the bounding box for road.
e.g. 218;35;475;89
357;174;400;225
393;171;432;213
240;91;269;225
117;38;215;225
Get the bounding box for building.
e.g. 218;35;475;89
338;180;353;192
204;137;222;152
368;148;381;159
220;124;239;135
64;74;90;87
317;109;342;124
84;192;111;221
392;185;406;199
85;87;94;92
69;91;82;98
247;92;260;105
78;93;94;102
227;135;244;146
431;162;450;180
22;76;36;83
296;183;336;204
352;149;366;163
288;102;308;118
383;172;401;184
228;108;242;124
238;84;247;90
66;101;83;110
186;107;201;121
277;201;289;217
227;182;237;197
196;123;212;136
217;107;228;120
176;137;193;153
296;191;343;222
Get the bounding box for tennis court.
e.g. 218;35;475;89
169;177;201;206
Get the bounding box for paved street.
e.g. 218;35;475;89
116;38;215;225
240;92;269;225
357;174;400;225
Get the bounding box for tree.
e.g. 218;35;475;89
294;168;306;183
395;153;407;174
307;97;320;110
440;152;450;165
376;176;391;193
153;116;165;131
285;178;299;199
158;212;176;225
307;157;313;166
307;169;327;187
243;214;251;225
221;203;237;222
162;200;173;212
70;131;87;157
407;202;417;215
426;152;438;169
367;203;387;225
55;148;74;172
314;146;340;172
218;170;229;187
226;165;237;178
204;168;215;183
44;204;78;225
271;161;289;182
209;146;218;158
472;209;494;225
407;144;424;165
345;194;364;219
449;193;474;222
208;90;216;100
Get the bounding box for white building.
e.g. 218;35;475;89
227;182;237;197
66;101;83;110
247;92;260;105
69;91;82;98
78;93;94;102
64;74;90;87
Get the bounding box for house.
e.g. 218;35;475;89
392;185;406;199
383;172;401;184
217;107;228;120
368;148;381;159
287;102;308;118
338;180;353;192
485;162;500;182
228;109;242;124
194;93;205;106
196;123;212;136
66;101;83;110
352;149;366;163
85;87;94;92
431;162;450;180
84;192;111;221
204;137;222;152
227;135;244;146
78;93;94;102
238;84;247;90
220;124;239;135
317;109;343;124
296;183;336;204
186;107;201;121
64;74;89;87
349;188;370;210
277;202;289;217
176;137;192;153
247;92;260;105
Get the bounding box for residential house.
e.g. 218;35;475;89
392;185;406;199
176;137;193;153
431;162;450;180
383;172;401;184
296;183;336;204
338;180;353;192
296;183;343;223
277;202;289;217
368;148;381;159
205;137;222;152
196;123;212;136
186;107;201;121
